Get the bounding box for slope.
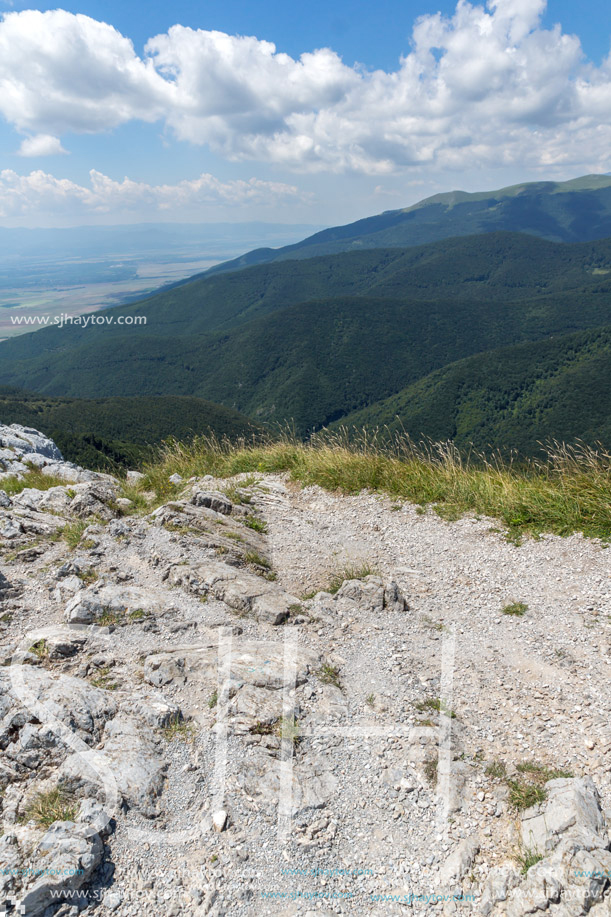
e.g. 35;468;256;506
2;278;611;435
336;328;611;454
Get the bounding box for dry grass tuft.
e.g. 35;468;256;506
21;787;77;827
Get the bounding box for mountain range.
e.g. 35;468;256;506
1;174;611;460
204;173;611;274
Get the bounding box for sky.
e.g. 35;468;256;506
1;0;610;227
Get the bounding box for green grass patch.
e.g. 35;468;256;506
221;483;252;505
502;602;529;617
0;468;66;496
160;713;195;742
244;550;271;570
128;608;148;621
117;482;153;514
423;756;438;784
414;697;456;719
318;662;342;689
76;567;98;585
507;760;573;811
97;609;121;627
225;531;245;543
88;665;118;690
516;761;573;781
516;847;544;875
326;562;377;595
163;520;206;537
243;515;267;534
61;520;88;550
276;715;300;746
507;780;547;811
485;760;507;779
29;639;49;662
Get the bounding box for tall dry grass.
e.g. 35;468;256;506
137;429;611;540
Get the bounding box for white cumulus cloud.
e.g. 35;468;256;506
18;134;68;157
0;168;307;218
0;9;170;135
0;2;610;175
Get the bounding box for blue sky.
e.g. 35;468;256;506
1;0;610;227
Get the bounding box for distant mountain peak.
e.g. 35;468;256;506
402;173;611;214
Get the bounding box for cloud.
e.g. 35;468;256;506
0;10;169;135
18;134;68;157
0;168;307;218
0;2;610;175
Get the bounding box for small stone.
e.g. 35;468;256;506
126;470;145;484
213;810;228;832
103;890;123;910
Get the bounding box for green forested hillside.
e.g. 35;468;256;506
206;174;611;273
2;280;610;435
1;233;610;362
336;329;611;454
1;229;610;451
0;391;260;470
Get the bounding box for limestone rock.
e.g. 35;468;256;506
212;810;228;832
0;424;63;462
16;821;103;917
441;837;480;884
521;776;605;854
191;490;233;515
65;584;168;625
499;778;611;917
479;865;522;916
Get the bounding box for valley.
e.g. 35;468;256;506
0;222;323;341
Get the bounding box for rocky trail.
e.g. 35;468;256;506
0;424;610;917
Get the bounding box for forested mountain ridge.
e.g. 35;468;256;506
204;173;611;275
0;390;260;470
